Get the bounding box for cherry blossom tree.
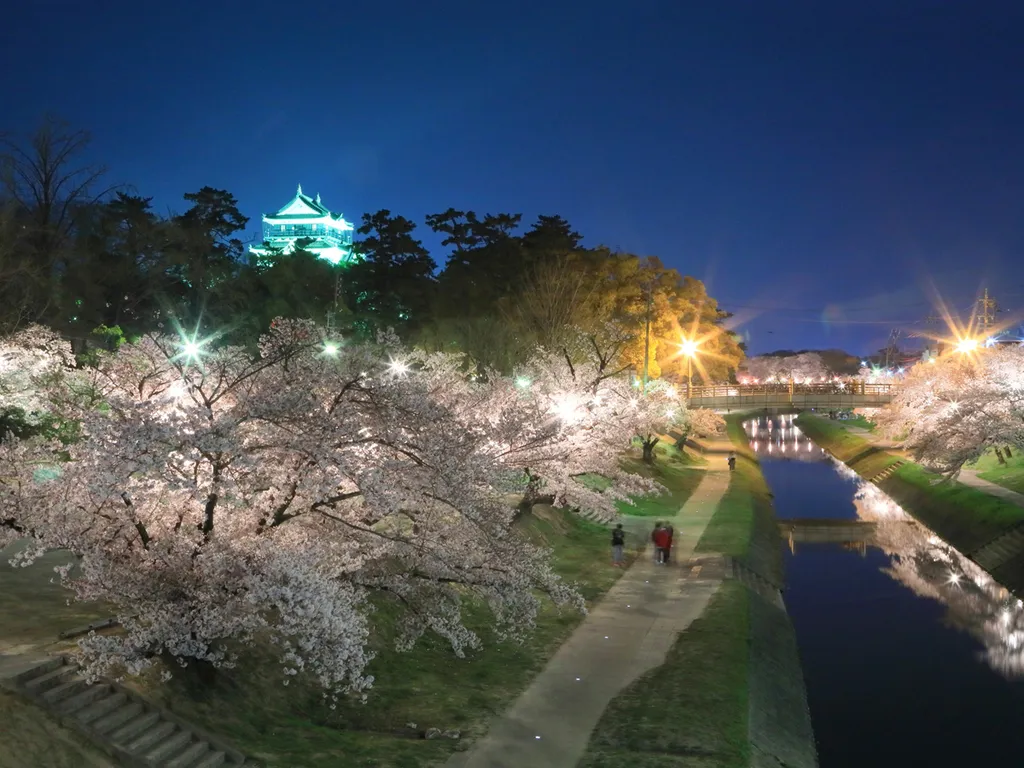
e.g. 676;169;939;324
0;320;663;694
876;346;1024;474
742;352;829;383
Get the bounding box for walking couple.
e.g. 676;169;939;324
652;521;674;564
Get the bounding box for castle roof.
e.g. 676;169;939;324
264;184;348;222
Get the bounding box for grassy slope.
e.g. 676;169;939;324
797;414;1024;553
842;415;875;431
139;509;628;768
578;582;752;768
0;689;114;768
694;416;783;584
971;449;1024;495
618;444;707;518
0;544;111;655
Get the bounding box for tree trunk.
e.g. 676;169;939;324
642;437;658;464
1005;446;1014;458
995;447;1007;465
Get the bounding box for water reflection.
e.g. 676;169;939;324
823;457;1024;679
743;414;827;460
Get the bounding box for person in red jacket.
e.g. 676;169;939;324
653;523;671;564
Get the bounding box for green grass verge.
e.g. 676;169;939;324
577;582;751;768
797;414;1024;553
617;444;706;518
970;449;1024;495
693;416;783;584
841;415;875;431
135;508;628;768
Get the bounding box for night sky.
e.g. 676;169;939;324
3;1;1023;354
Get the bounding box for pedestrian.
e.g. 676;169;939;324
651;521;664;563
663;523;675;564
611;523;625;567
653;523;671;564
728;452;736;471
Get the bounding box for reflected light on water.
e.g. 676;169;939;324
744;417;822;462
830;460;1024;680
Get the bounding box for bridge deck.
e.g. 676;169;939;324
686;383;892;410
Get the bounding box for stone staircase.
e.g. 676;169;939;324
969;524;1024;573
10;656;249;768
869;460;905;484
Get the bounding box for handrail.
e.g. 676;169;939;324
687;383;892;398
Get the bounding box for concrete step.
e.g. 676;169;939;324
144;728;193;763
41;678;87;705
10;657;249;766
108;710;161;743
166;740;214;768
972;526;1024;570
56;683;110;715
22;663;78;693
192;751;228;768
125;720;177;754
74;691;128;725
10;656;64;685
90;701;144;735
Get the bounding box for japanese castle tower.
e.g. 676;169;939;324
249;184;356;265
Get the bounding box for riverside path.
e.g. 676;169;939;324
447;455;731;768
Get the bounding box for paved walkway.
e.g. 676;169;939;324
448;457;731;768
956;469;1024;509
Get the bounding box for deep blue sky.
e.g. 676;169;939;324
3;0;1023;354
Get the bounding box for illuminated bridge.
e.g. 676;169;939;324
687;383;893;410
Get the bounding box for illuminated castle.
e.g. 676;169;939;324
249;184;356;265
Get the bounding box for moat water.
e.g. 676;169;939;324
746;414;1024;767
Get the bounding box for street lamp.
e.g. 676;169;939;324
679;338;699;396
956;338;979;354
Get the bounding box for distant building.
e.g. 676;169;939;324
249;185;356;265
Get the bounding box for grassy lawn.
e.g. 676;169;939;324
132;507;629;768
578;583;751;768
841;414;875;431
693;416;783;584
798;414;1024;554
0;543;111;655
969;449;1024;495
617;443;706;518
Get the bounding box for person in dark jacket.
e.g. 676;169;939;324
611;524;626;566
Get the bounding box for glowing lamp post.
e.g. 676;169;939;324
956;338;979;354
679;338;699;397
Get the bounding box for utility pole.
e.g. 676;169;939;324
974;288;998;336
883;328;901;369
641;281;653;393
